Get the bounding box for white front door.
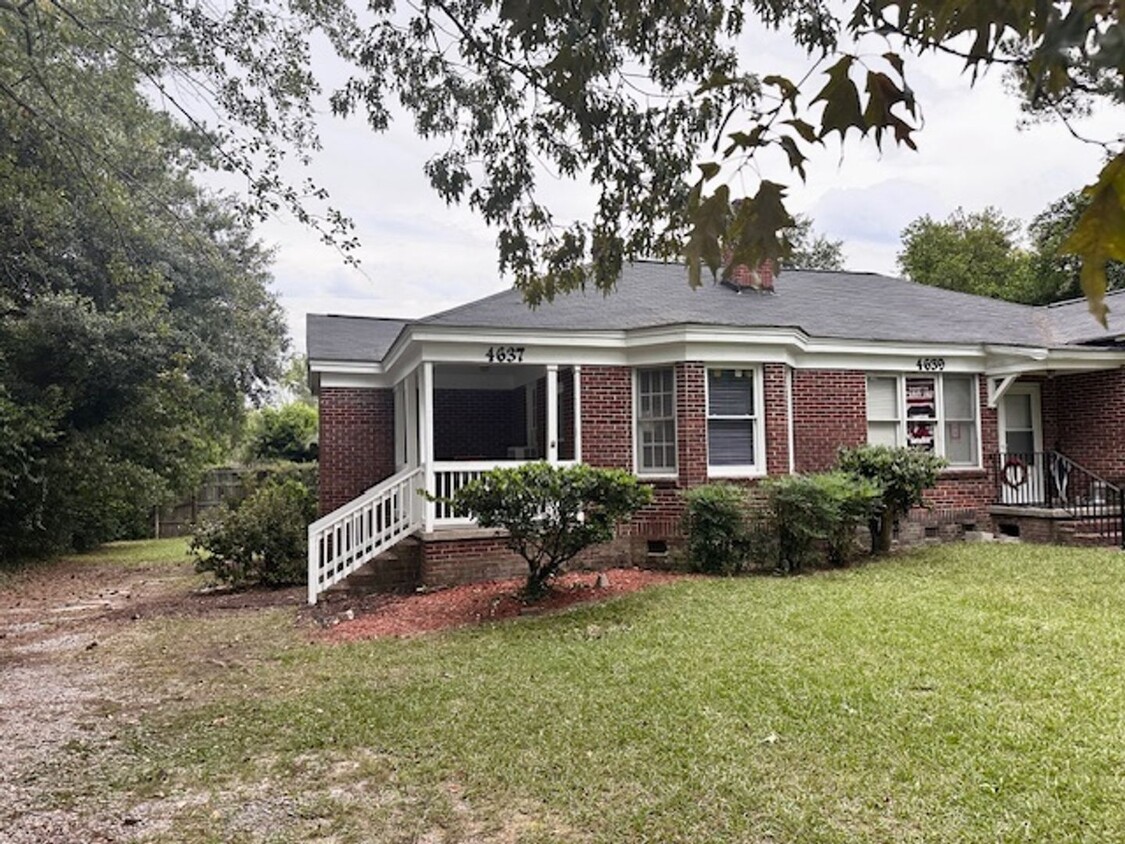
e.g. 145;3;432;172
998;384;1044;505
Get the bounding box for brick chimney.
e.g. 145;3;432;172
721;258;775;293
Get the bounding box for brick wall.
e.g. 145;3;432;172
763;363;790;475
318;387;395;515
791;370;868;472
1047;370;1125;481
434;388;525;461
580;365;632;469
676;362;707;487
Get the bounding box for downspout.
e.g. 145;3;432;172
786;366;796;474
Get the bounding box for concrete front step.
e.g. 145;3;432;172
324;537;422;595
1056;523;1122;547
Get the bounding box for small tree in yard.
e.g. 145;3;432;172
439;463;653;599
837;446;947;555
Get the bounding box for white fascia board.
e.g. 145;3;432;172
309;358;392;390
318;372;386;389
984;347;1125;377
983;344;1050;361
368;322;1125;382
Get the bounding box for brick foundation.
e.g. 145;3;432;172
419;530;634;589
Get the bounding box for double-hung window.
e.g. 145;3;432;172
636;368;676;475
707;368;762;475
865;373;979;466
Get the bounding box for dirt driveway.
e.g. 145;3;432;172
0;548;304;843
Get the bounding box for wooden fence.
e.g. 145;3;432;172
152;467;245;538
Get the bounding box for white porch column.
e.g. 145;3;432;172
419;362;435;532
405;370;419;468
546;364;559;464
572;365;582;462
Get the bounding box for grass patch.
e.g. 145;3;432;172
70;544;1125;841
1;538;192;587
62;537;192;567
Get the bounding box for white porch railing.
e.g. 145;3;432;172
307;466;424;604
308;459;580;602
431;460;578;525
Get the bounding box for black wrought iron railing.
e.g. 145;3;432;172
992;450;1125;548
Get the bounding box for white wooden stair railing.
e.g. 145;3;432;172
307;466;425;604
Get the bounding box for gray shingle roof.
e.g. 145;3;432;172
307;263;1124;363
1044;290;1125;345
422;262;1046;345
306;314;406;363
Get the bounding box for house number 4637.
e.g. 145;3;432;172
486;346;525;363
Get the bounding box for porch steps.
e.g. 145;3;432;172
1055;521;1122;548
324;537;422;596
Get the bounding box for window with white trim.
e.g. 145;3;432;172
865;374;979;466
707;368;762;474
636;368;676;474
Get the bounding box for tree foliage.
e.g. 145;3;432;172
2;1;1123;314
437;463;653;598
783;214;846;271
897;207;1037;302
243;402;319;464
0;32;287;560
899;197;1125;305
837;445;946;555
1031;189;1125;305
4;1;1120;315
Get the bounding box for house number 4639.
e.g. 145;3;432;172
486;346;525;363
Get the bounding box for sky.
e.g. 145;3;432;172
250;20;1124;354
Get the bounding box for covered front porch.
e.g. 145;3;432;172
984;358;1125;547
308;360;584;602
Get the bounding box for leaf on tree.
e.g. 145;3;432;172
863;70;917;149
685;183;731;288
782;118;820;145
778;136;807;181
763;74;800;113
811;56;865;141
725;181;795;273
723;126;767;157
1059;154;1125;327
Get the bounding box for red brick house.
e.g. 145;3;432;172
306;261;1125;603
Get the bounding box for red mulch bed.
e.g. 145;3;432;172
319;568;688;643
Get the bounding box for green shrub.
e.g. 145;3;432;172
241;460;318;499
836;445;947;554
191;478;316;587
435;463;653;598
242;402;318;463
682;484;753;574
762;472;882;572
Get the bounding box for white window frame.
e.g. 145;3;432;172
866;375;903;448
865;373;981;468
634;367;677;478
706;366;767;478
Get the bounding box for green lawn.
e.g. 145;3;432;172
72;544;1125;841
64;536;192;566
